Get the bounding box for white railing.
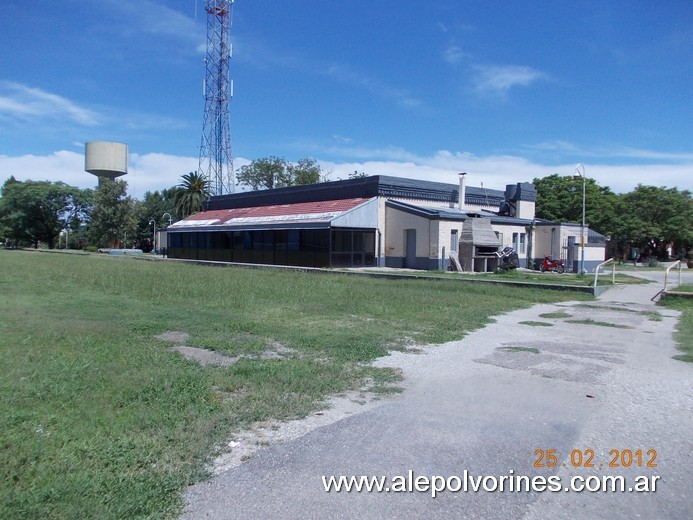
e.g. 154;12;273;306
593;258;616;288
664;260;682;292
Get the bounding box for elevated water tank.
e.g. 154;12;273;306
85;141;128;180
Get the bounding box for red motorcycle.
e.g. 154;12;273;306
540;256;565;274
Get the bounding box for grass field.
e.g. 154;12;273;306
0;250;592;518
659;284;693;363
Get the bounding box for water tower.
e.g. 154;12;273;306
85;141;128;185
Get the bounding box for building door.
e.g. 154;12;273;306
450;230;459;256
567;236;576;272
405;229;417;268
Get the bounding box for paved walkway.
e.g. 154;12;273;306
183;272;692;519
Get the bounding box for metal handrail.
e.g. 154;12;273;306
593;257;616;288
664;260;682;292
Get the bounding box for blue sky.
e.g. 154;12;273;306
1;0;691;198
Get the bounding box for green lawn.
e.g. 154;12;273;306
0;250;591;518
659;285;693;363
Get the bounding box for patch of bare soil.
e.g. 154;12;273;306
257;341;297;360
155;331;298;367
171;346;239;367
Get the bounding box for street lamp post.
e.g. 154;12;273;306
148;219;157;254
575;163;586;274
160;213;173;258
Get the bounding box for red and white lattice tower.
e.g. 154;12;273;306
199;0;234;195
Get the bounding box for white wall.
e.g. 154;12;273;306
384;207;433;258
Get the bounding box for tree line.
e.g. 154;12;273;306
0;176;185;251
533;174;692;261
0;156;326;250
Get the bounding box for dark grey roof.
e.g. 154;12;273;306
375;175;504;206
207;175;508;210
385;200;466;220
385;200;534;226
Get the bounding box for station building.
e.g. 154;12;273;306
166;174;606;272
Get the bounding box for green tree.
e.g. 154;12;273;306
174;172;209;219
0;177;91;248
237;156;288;190
133;187;179;251
237;157;324;190
87;179;135;248
288;157;323;186
618;185;692;259
534;175;693;260
533;174;619;237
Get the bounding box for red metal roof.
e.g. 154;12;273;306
177;197;370;224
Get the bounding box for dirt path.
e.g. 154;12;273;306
183;274;692;519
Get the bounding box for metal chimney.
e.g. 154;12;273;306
458;172;467;211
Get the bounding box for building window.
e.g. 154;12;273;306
512;232;526;254
169;228;377;268
330;229;376;268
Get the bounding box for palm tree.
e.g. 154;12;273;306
174;172;210;219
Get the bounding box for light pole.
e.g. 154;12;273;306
148;219;157;254
161;213;173;257
575;163;586;274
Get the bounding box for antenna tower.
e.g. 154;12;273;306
199;0;234;196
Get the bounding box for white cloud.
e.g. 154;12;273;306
325;64;424;110
444;45;470;64
1;151;87;188
101;0;204;52
319;148;693;194
0;82;100;126
472;65;548;97
529;141;693;162
331;135;354;145
128;153;199;197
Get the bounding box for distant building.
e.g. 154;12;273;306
167;174;606;272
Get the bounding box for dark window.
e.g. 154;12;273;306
288;230;300;251
168;227;357;269
330;229;376;268
332;230;351;252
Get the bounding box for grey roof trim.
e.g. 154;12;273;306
387;199;535;226
385;199;467;221
487;216;534;226
167;221;332;233
535;220;581;227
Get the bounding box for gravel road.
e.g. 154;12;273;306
183;271;692;519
